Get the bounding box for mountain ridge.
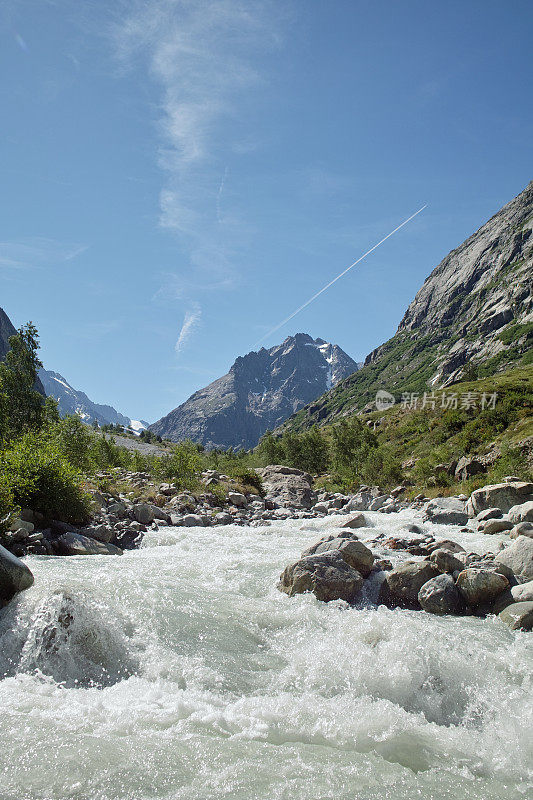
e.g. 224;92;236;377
150;333;359;449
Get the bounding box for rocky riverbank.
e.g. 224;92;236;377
1;465;532;630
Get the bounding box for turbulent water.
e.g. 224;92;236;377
0;511;531;800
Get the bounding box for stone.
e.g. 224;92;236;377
133;503;155;525
79;524;114;543
228;492;248;508
107;501;127;517
369;495;389;511
454;456;486;482
0;544;34;606
477;507;504;522
466;481;533;517
498;601;533;631
508;501;533;524
256;465;316;509
304;536;374;577
426;539;466;554
214;512;233;525
430;548;467;574
341;513;367;530
278;552;364;603
511;579;533;603
423;497;468;526
8;518;34;535
52;532;123;556
510;522;533;539
482;519;514;535
379;560;439;609
495;536;533;583
181;514;205;527
456;568;509;606
345;492;373;511
418;574;466;615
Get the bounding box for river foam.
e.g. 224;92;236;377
0;512;531;800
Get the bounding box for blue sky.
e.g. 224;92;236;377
1;0;531;423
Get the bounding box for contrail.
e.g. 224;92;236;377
254;204;427;347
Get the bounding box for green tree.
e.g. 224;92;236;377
0;323;44;441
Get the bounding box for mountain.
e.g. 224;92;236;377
38;369;149;431
150;333;359;448
0;307;46;395
280;180;533;432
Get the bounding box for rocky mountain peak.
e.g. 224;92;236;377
150;334;359;449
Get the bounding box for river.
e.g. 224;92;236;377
0;511;531;800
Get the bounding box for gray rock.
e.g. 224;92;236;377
498;601;533;631
79;524;114;543
418;574;466;615
345;492;373;511
482;518;514;535
0;544;34;606
477;507;504;522
466;481;533;517
495;536;533;583
53;532;123;556
341;513;367;530
423;497;468;526
369;495;389;511
181;514;205;527
456;568;509;606
510;522;533;539
8;518;34;534
508;501;533;524
430;548;467;574
278;551;364;603
511;579;533;603
214;512;233;525
228;492;248;508
133;503;155;525
305;537;374;577
379;560;440;609
257;465;316;509
454;456;486;482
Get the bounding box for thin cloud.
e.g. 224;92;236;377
0;238;88;270
175;303;201;354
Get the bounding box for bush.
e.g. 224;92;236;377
0;481;17;534
156;440;201;489
0;432;92;523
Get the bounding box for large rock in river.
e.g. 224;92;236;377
423;497;468;526
498;601;533;631
466;481;533;517
418;574;465;615
303;536;374;577
278;552;363;602
0;544;34;606
495;536;533;583
379;560;439;609
53;532;123;556
456;568;509;607
256;465;315;509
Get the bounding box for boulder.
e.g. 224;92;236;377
454;456;486;482
214;512;233;525
79;524;114;543
256;465;315;509
511;579;533;603
430;548;466;574
498;601;533;631
426;539;466;554
456;568;509;606
304;536;374;577
508;501;533;524
369;495;389;511
418;574;466;615
133;503;155;525
0;544;34;606
278;552;363;603
379;560;439;609
181;514;205;527
466;481;533;517
482;519;514;535
510;522;533;539
52;532;123;556
477;508;504;522
495;536;533;583
345;492;373;511
8;518;34;535
228;492;248;508
423;496;468;526
341;513;367;530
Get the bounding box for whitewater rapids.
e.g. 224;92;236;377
0;511;531;800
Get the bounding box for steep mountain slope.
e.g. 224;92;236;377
150;333;358;448
0;307;46;395
281;181;533;432
38;369;148;431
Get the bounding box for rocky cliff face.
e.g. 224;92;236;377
150;333;359;448
280;181;533;431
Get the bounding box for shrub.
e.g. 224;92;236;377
156;440;201;489
0;481;17;534
0;432;92;523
